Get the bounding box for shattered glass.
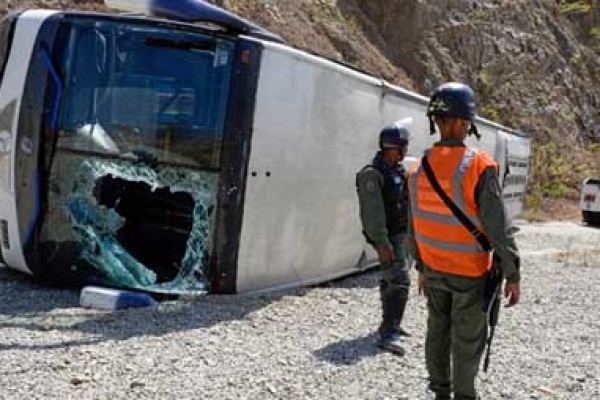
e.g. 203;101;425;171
42;153;217;295
32;17;235;295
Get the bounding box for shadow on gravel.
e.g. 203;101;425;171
0;294;286;352
314;267;380;290
0;268;306;352
313;332;381;365
0;268;79;314
0;264;383;353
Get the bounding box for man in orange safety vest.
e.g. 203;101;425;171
406;82;521;400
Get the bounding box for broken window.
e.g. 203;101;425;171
38;17;234;294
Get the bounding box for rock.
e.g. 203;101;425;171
70;376;92;385
130;381;145;389
536;386;557;395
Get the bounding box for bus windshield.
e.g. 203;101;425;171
56;18;235;170
33;17;237;293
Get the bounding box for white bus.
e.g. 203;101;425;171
0;0;531;294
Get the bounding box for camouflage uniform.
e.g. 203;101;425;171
357;151;411;354
406;139;521;399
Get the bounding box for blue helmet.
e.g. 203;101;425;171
379;125;410;149
427;82;480;138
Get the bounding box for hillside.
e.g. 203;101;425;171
2;0;600;216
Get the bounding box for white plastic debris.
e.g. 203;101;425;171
80;286;158;310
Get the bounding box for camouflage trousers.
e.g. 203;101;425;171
424;268;487;400
378;233;411;334
380;233;411;291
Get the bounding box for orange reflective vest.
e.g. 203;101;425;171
408;146;498;277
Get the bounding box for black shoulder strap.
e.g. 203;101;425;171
421;156;492;252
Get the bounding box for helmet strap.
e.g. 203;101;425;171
429;117;437;135
469;123;481;140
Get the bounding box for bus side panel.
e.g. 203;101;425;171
465;123;499;161
234;41;529;293
466;124;531;221
16;15;62;275
236;46;387;293
0;11;57;273
379;91;435;165
381;90;503;172
503;133;531;220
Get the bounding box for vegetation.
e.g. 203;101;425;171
558;1;593;15
472;8;489;21
526;129;600;212
588;26;600;52
480;104;500;122
568;55;580;67
589;26;600;39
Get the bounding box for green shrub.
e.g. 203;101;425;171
568;55;580;67
528;129;600;206
588;26;600;52
480;104;500;122
558;1;593;14
472;8;488;21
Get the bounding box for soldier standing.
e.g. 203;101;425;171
406;82;521;400
356;124;412;356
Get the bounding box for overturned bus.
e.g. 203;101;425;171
0;0;531;294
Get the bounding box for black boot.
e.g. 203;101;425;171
376;331;405;355
377;282;409;355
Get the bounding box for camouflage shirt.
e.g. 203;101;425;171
357;152;408;249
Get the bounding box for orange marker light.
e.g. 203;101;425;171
241;49;250;64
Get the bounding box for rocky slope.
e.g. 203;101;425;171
224;1;600;140
2;0;600;201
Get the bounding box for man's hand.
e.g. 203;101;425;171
504;282;520;307
418;272;427;296
377;243;395;264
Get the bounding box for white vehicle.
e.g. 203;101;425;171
0;0;531;294
580;178;600;226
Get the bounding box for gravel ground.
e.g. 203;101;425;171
1;221;599;400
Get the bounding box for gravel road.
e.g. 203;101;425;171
1;221;599;400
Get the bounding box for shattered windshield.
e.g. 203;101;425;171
58;18;234;170
38;18;235;294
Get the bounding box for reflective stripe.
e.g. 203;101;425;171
415;232;483;254
409;149;482;227
409;162;421;216
408;162;459;223
414;208;463;225
451;149;480;227
452;149;476;214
